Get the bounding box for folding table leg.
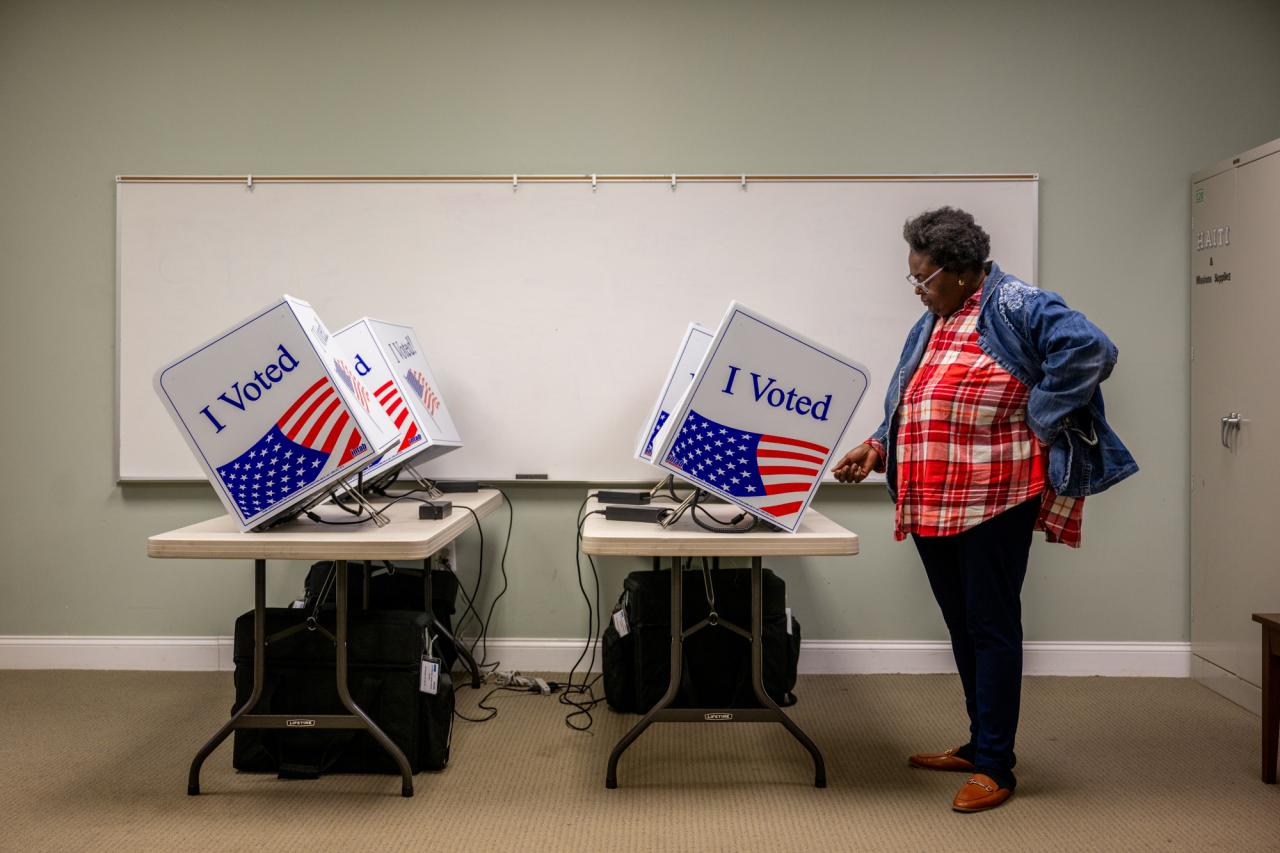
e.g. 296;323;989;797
1264;626;1278;784
334;560;416;797
607;556;684;789
187;559;267;796
748;557;826;788
424;558;481;688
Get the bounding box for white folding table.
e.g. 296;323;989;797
148;490;502;797
579;491;858;788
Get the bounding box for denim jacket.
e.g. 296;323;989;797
869;262;1137;499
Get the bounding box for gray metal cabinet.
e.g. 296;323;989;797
1190;137;1280;713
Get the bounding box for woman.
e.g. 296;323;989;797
832;207;1136;813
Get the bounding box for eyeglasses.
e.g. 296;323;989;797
904;267;943;292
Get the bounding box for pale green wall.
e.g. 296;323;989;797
2;0;1278;641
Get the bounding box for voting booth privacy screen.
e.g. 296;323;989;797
635;322;714;462
652;302;870;532
154;296;399;531
333;318;463;481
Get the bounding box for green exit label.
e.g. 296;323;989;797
1195;189;1205;203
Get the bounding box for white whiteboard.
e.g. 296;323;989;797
117;176;1038;481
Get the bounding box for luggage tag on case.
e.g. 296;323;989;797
420;631;440;695
611;606;630;638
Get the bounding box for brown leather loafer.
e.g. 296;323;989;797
908;747;976;772
951;774;1014;812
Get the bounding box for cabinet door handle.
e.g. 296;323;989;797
1221;413;1243;449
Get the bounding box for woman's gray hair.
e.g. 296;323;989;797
902;207;990;273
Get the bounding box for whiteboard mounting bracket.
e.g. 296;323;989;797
671;174;677;191
512;174;518;191
741;174;747;190
591;173;597;191
246;174;253;190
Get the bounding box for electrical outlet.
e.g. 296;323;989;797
431;541;457;573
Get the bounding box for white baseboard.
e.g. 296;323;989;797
0;636;236;672
1191;654;1262;715
0;636;1191;677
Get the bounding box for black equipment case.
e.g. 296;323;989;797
601;565;801;713
303;560;462;670
231;607;453;776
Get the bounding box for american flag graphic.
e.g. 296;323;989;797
334;358;373;413
664;409;830;521
642;410;670;458
215;377;366;519
373;379;423;452
405;368;442;418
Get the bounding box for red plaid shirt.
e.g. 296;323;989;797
867;286;1083;547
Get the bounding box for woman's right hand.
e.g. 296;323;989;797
831;444;881;483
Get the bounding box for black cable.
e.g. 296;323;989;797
310;564;337;617
305;513;368;525
452;684;508;723
328;487;364;515
311;486;601;729
363;468;399;497
374;485;515;694
689;491;759;534
564;494;594;681
304;491;422;525
446;503;485;654
368;486;488;652
567;509;603;691
318;489;492;653
453;678;573;724
444;552;486;649
474;486;513;669
691;504;759;534
690;490;743;525
558;506;607;731
559;672;605;732
305;484;510;717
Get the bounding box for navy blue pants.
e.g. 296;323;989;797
911;496;1040;788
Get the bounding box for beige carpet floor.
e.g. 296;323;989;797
0;670;1275;852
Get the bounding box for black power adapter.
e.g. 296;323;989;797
595;490;650;505
418;500;453;520
604;505;672;524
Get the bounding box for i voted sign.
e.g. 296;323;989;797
651;302;870;532
635;322;714;462
333;318;463;479
154;296;399;532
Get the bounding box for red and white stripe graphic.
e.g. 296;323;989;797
373;379;421;452
754;434;829;519
276;377;366;463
